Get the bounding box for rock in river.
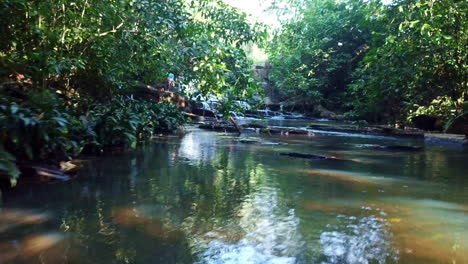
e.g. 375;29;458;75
375;145;423;152
280;152;328;160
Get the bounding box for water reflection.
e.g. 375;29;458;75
191;187;305;264
179;131;218;165
1;126;468;264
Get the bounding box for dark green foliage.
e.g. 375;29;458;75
0;103;77;161
267;0;371;110
268;0;467;124
0;144;20;183
0;95;186;180
348;0;467;123
85;96;186;151
0;0;263;182
0;0;264;101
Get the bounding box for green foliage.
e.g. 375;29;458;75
0;0;264;104
348;0;467;123
268;0;466;124
0;94;186;180
0;144;20;184
0;102;79;162
444;104;468;132
407;95;464;123
183;0;266;115
85;96;186;151
267;0;372;110
0;0;263;182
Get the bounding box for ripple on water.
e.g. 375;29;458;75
191;187;306;264
320;213;399;264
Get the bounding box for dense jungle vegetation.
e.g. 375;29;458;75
1;0;467;184
267;0;467;124
0;0;265;183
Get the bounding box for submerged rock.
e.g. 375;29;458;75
374;145;423;152
238;140;284;146
199;124;239;133
350;143;423;152
22;232;65;256
280;152;328;160
112;206;182;241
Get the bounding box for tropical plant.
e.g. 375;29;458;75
0;93;186;181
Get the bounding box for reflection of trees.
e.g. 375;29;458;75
178;132;218;165
25;131;266;263
401;149;467;184
174;137;260;233
6;130;467;263
182;154;305;263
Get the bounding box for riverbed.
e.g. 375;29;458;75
1;120;468;264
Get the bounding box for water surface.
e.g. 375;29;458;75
1;122;468;264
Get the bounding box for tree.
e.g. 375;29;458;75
0;0;266;181
348;0;467;123
267;0;372;111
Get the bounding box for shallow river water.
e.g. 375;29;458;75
1;120;468;264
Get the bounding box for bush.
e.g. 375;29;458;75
0;95;186;181
407;95;465;125
86;96;186;151
0;103;80;161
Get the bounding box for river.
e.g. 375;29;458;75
1;119;467;264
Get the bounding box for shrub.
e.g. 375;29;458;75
0;96;186;181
